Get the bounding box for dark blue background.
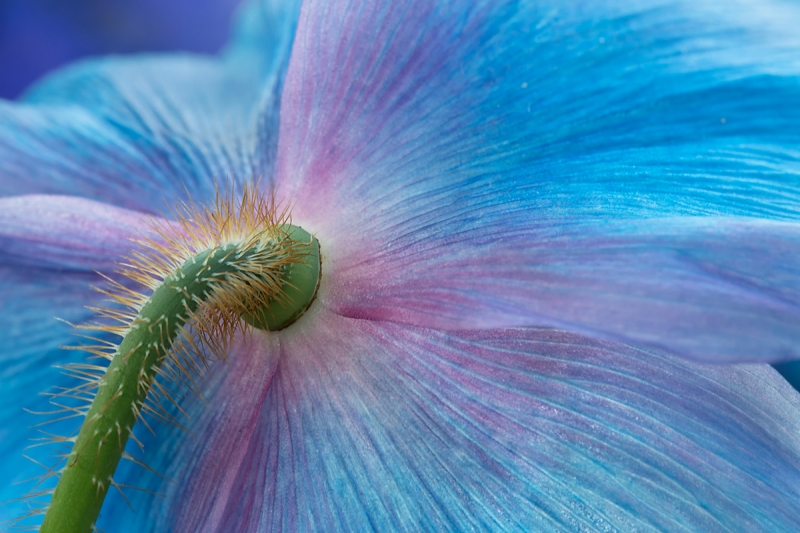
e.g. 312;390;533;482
0;0;241;99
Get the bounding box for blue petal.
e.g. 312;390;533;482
278;0;800;220
0;271;98;525
103;312;800;532
225;0;302;77
0;0;301;209
274;0;800;362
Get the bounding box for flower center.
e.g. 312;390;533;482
38;188;320;533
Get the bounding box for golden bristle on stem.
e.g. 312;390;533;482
28;183;321;533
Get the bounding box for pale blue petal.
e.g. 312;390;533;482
0;0;301;209
224;0;302;77
0;58;256;209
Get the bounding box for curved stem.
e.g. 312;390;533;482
40;228;320;533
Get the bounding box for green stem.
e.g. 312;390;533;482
40;226;320;533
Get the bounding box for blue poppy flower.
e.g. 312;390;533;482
2;0;800;531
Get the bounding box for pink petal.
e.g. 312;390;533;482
328;216;800;363
106;310;800;532
0;194;158;272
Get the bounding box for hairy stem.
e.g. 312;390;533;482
40;227;320;533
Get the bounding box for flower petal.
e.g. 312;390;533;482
0;270;97;525
0;62;249;209
327;216;800;363
278;0;800;219
96;329;282;533
109;312;800;532
0;0;301;208
0;195;159;272
225;0;302;76
276;0;800;362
